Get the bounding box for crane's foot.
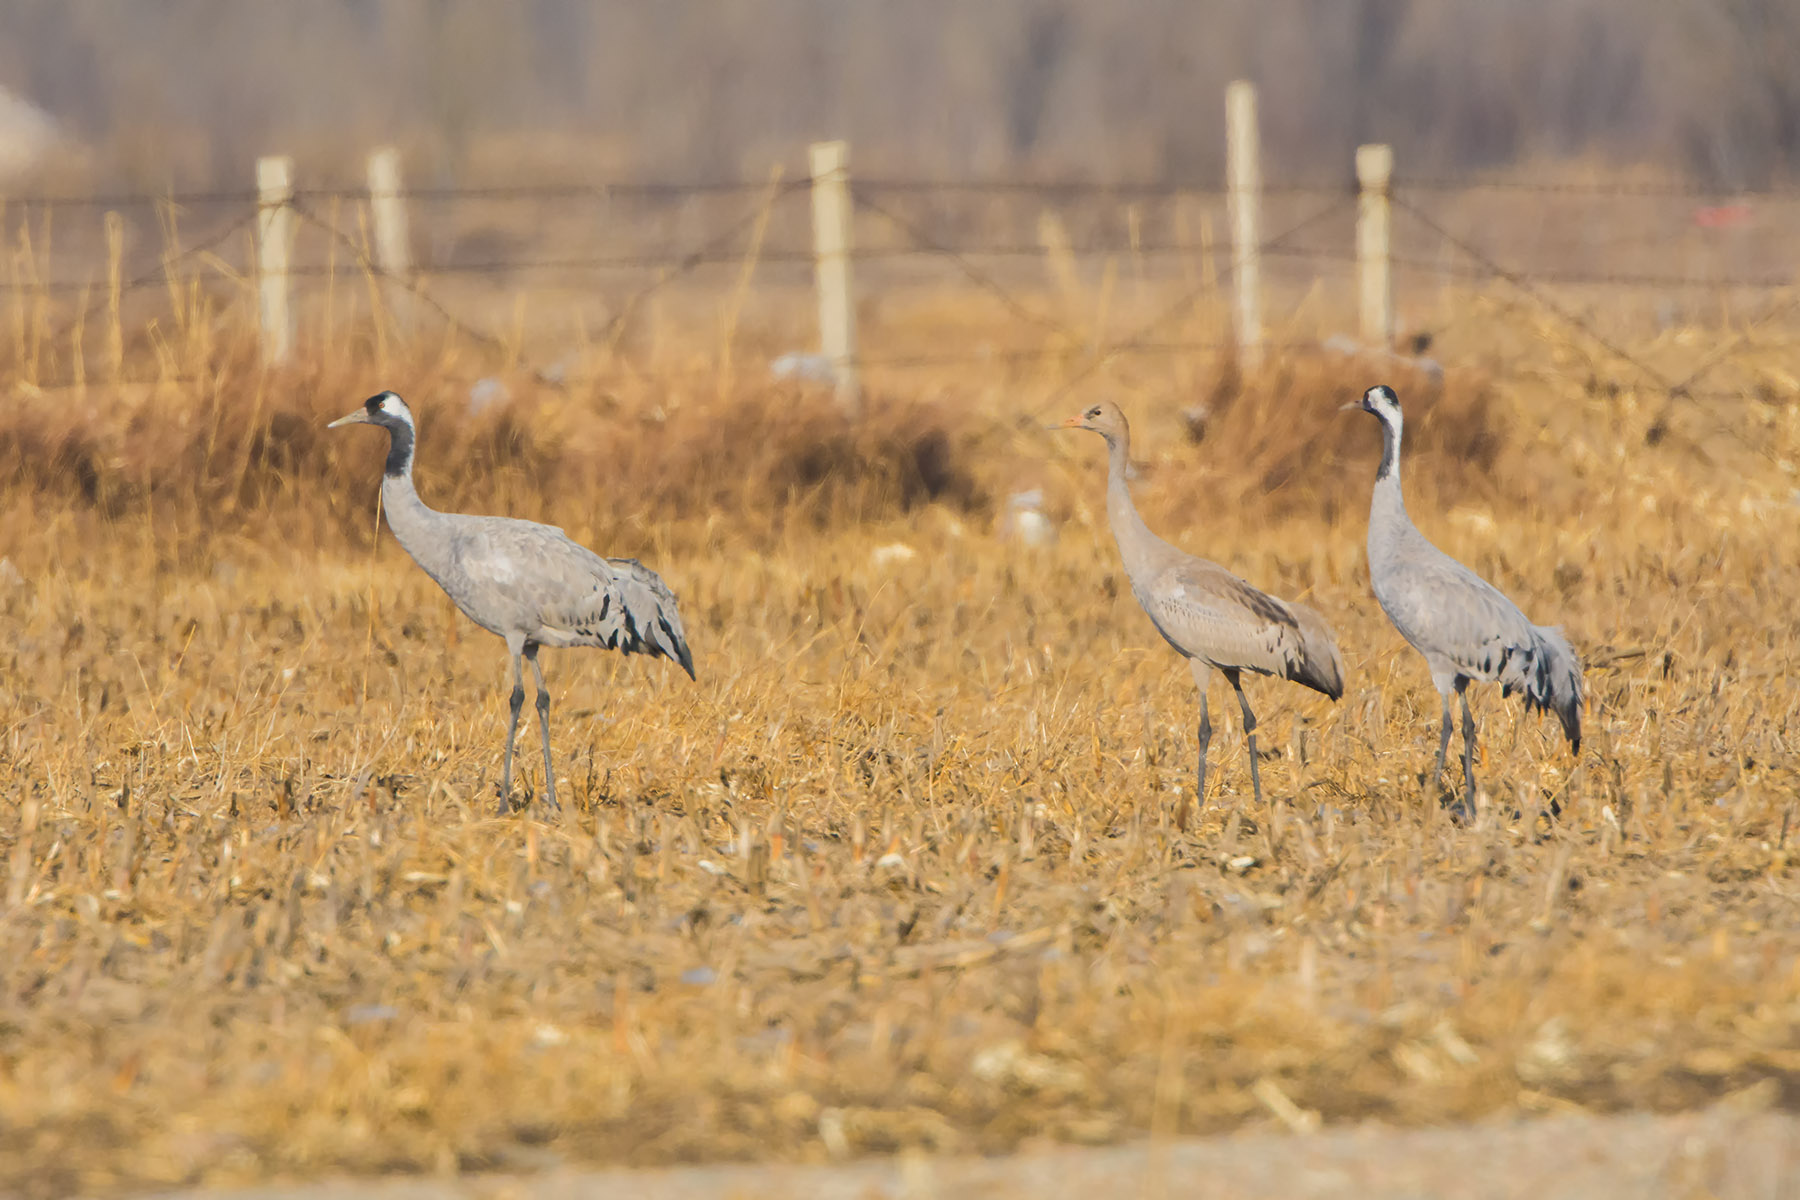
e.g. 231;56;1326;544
495;782;515;817
1441;791;1475;824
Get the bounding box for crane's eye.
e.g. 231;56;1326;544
1086;407;1101;418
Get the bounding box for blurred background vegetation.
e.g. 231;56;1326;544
2;0;1799;189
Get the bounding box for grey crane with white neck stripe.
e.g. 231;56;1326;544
1348;384;1581;818
329;391;695;814
1059;401;1344;828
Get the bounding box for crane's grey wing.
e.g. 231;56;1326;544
456;521;696;677
1377;548;1536;683
589;556;696;678
545;551;695;678
1138;560;1343;699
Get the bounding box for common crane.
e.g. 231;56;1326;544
1059;401;1344;828
329;391;695;813
1348;384;1581;818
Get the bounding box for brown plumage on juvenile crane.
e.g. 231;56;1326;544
1058;400;1344;828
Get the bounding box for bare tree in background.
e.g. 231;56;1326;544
1;0;1798;186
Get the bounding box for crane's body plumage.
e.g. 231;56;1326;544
382;485;693;671
1063;401;1343;826
331;391;693;812
1133;555;1344;701
1353;384;1581;816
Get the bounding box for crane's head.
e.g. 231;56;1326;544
1343;384;1401;423
328;390;415;431
1057;399;1129;443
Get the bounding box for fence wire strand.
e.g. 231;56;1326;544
6;168;1798;403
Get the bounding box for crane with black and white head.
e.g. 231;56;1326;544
329;391;695;813
1347;384;1582;818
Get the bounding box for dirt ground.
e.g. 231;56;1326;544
148;1109;1800;1200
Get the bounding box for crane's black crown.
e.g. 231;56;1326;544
1359;384;1400;415
362;391;412;424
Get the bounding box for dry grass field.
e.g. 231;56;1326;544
0;214;1798;1198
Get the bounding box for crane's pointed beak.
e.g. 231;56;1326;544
1338;401;1363;412
1058;415;1085;429
328;408;371;428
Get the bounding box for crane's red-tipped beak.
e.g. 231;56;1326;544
1059;415;1085;428
327;408;372;428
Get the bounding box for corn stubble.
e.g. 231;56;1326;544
0;265;1797;1198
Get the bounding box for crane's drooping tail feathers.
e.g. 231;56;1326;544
1287;602;1346;702
1502;624;1583;752
607;558;697;680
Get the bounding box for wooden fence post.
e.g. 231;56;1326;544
368;146;411;278
1225;81;1262;368
104;211;124;380
1356;143;1394;348
367;145;413;330
808;139;860;418
256;155;295;365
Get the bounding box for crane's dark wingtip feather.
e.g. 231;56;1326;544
651;614;696;680
1285;604;1346;702
1290;657;1344;702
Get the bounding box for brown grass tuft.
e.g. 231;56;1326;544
0;360;992;559
1167;353;1504;522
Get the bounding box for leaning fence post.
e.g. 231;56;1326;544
808;139;860;418
1356;143;1394;348
1225;81;1262;368
256;155;295;365
367;145;413;330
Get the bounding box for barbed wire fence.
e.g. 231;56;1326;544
2;83;1797;407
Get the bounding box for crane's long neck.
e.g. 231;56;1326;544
1102;431;1161;568
1369;409;1413;546
375;421;454;577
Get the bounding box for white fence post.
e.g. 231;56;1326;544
367;145;413;330
1356;143;1395;348
808;139;860;419
256;155;295;365
1225;81;1262;368
368;146;411;279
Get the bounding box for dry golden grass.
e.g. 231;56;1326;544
0;249;1799;1199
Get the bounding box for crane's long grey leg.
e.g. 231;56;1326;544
1224;668;1264;808
1185;659;1213;831
1456;678;1477;821
525;643;558;811
1430;691;1453;800
500;632;527;816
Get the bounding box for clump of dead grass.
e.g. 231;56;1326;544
0;346;993;558
1165;352;1505;521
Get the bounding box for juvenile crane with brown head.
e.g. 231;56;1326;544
1058;400;1344;827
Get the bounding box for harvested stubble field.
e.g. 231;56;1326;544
1;264;1799;1198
